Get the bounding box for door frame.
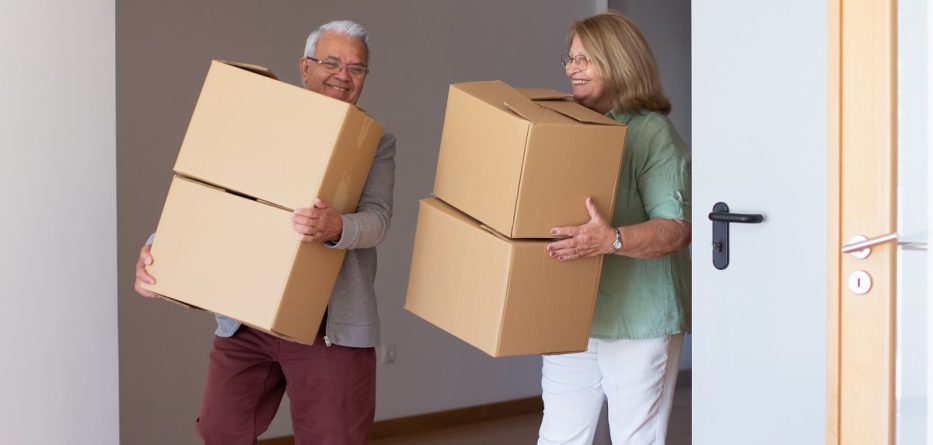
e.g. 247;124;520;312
828;0;898;443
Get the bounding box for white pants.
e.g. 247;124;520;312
538;334;684;445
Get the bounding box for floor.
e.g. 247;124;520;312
370;381;691;445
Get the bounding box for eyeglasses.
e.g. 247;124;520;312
306;57;369;77
560;53;590;70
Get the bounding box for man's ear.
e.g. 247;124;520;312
297;57;309;86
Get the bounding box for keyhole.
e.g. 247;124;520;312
849;270;871;295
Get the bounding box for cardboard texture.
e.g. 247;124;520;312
142;60;383;344
432;80;628;238
404;198;602;357
143;177;345;344
175;60;383;212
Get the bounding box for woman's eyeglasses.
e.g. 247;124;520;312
560;53;590;70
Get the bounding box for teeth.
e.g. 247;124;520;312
572;80;589;85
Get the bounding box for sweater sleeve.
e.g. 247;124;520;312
329;130;397;250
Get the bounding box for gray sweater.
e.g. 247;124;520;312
203;129;396;348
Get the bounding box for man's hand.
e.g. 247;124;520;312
546;197;616;261
134;244;158;298
292;198;343;243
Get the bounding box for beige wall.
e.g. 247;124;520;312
117;1;598;442
2;1;118;444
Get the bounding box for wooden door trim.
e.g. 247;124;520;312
829;0;898;443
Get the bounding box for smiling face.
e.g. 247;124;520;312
566;34;613;114
299;31;368;104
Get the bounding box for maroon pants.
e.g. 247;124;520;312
195;326;376;445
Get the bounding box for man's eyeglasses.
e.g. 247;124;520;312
306;57;369;77
560;53;591;70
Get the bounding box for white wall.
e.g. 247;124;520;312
0;2;118;444
117;2;599;443
897;0;930;439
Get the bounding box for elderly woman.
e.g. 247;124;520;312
540;12;691;445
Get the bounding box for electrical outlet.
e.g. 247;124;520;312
378;344;396;364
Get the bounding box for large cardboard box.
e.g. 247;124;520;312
144;177;346;344
433;81;628;239
404;198;602;357
141;60;383;345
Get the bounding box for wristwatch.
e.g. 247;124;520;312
610;228;622;254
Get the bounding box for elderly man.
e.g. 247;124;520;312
133;20;396;444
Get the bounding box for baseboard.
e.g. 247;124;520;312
257;396;542;444
257;437;294;445
370;396;542;439
258;369;692;444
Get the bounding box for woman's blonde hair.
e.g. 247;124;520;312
568;11;671;114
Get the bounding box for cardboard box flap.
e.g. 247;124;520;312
452;81;532;117
479;223;513;242
502;99;553;124
536;100;623;126
217;59;279;80
517;87;573;101
219;59;377;116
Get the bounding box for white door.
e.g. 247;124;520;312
692;1;829;443
895;0;931;442
693;0;932;443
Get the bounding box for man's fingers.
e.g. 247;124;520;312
296;232;326;243
292;211;324;225
294;203;339;242
293;207;314;217
313;198;332;209
139;244;153;266
136;267;155;285
134;283;157;298
294;221;328;236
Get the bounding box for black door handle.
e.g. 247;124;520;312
708;212;763;224
708;202;764;270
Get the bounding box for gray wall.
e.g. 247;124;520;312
609;0;692;369
117;1;599;442
1;1;119;444
611;0;691;143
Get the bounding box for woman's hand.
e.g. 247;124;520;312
547;197;615;261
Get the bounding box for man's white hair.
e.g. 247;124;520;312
303;20;371;62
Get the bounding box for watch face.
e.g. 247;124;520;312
613;239;623;250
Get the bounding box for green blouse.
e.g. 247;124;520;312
591;109;692;340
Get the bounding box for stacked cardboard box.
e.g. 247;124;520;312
141;60;383;345
405;81;627;356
